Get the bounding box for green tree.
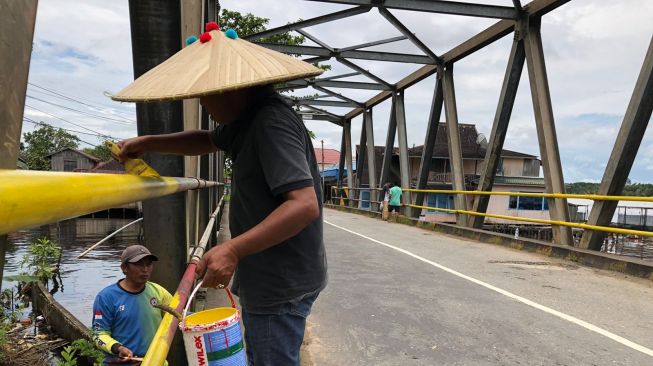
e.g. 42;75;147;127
21;237;62;283
566;181;653;196
220;9;304;45
83;141;113;161
23;124;80;170
224;155;232;178
219;9;330;71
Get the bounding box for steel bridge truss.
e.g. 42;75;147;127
248;0;653;249
3;0;652;252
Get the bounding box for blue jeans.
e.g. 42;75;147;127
241;292;319;366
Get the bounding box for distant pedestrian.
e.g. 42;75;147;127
380;182;391;219
388;182;402;222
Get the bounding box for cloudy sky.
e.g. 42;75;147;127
23;0;653;182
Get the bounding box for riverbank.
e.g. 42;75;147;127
2;218;139;365
0;283;66;366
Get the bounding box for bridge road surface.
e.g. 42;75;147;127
303;209;653;366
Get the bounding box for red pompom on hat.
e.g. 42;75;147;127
205;21;219;32
199;32;212;43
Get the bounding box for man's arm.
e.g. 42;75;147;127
196;185;319;287
92;296;133;358
93;331;133;359
118;130;217;161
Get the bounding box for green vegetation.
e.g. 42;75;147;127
220;9;304;45
0;288;27;364
224;155;232;178
23;124;80;170
82;141;114;161
0;238;61;362
0;326;9;364
58;345;78;366
220;8;330;72
20;238;62;283
58;339;104;366
565;182;653;196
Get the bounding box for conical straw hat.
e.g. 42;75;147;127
112;29;323;102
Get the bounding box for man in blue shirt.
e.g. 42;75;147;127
92;245;172;364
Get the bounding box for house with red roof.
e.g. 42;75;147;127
314;148;340;171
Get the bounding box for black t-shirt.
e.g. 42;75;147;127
212;91;327;312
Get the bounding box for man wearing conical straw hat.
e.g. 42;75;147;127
113;23;327;366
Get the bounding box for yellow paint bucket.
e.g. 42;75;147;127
180;282;246;366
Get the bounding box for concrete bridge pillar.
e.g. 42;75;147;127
0;0;38;287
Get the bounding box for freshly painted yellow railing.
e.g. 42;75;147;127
0;170;219;235
329;186;653;237
407;204;653;237
141;195;225;366
404;188;653;203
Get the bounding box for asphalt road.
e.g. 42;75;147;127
304;209;653;366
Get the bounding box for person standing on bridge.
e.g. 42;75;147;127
92;245;172;364
111;24;327;366
388;182;403;222
380;181;391;220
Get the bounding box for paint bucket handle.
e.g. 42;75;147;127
181;280;236;329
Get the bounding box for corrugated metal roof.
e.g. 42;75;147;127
314;148;340;165
407;123;482;158
46;147;101;162
359;123;538;160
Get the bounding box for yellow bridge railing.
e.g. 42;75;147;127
405;188;653;203
328;186;653;238
0;169;220;235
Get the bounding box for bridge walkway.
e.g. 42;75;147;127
302;208;653;365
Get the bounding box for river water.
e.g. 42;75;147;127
3;218;140;325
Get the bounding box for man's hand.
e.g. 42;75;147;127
117;137;148;163
117;345;134;359
195;242;240;288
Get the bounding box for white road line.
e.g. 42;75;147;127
324;219;653;358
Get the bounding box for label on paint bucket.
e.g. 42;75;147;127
189;322;246;366
182;308;246;366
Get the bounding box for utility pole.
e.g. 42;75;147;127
128;2;186;364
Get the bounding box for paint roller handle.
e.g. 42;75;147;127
105;141;160;177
